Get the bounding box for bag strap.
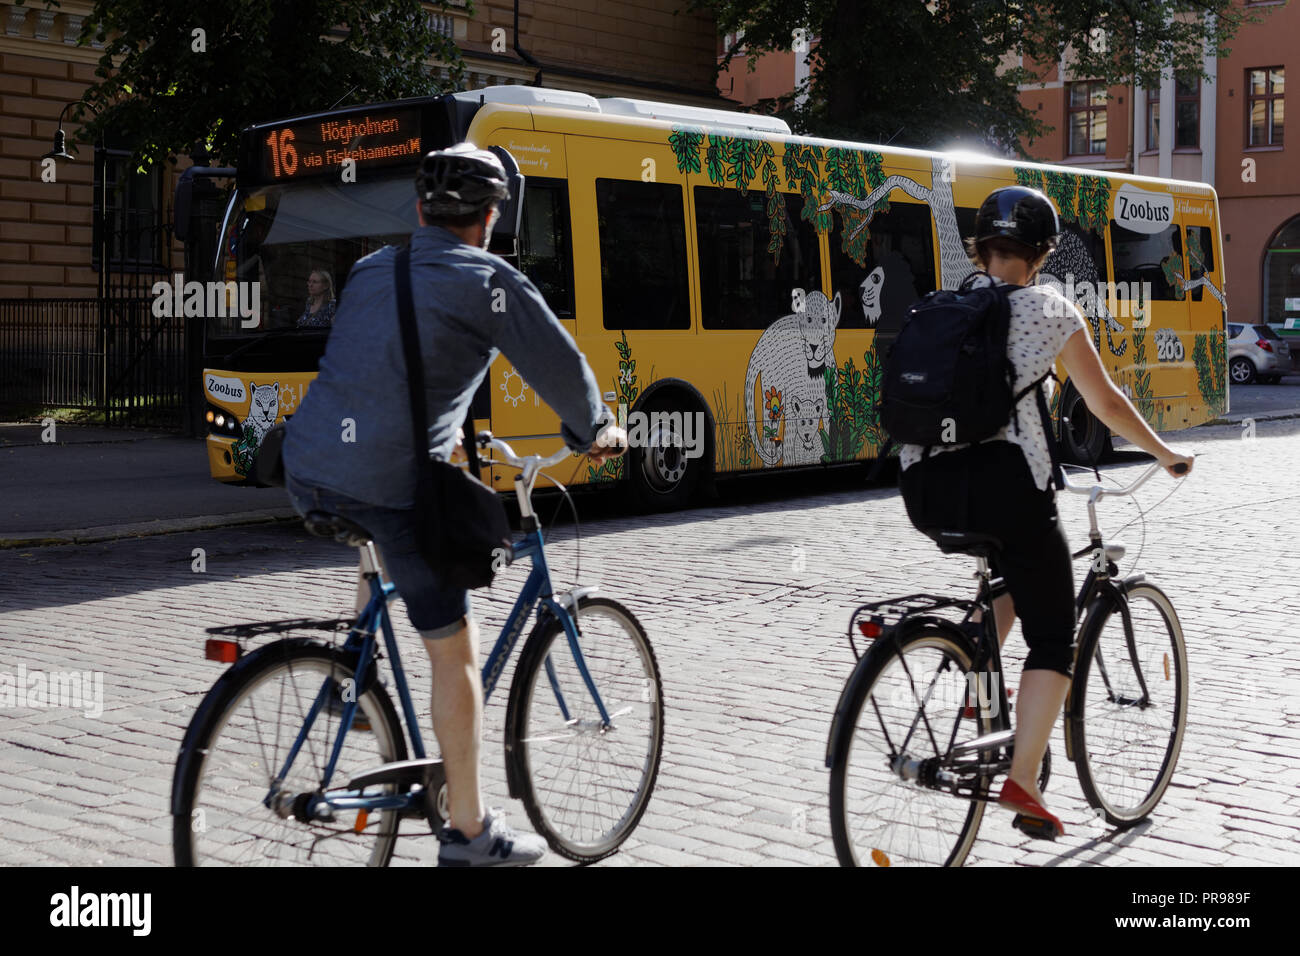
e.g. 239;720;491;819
1031;372;1071;490
394;246;437;511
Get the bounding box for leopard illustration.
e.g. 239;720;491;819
745;291;841;467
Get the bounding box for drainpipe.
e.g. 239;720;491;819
514;0;542;86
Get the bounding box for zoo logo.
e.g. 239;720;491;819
1153;328;1185;363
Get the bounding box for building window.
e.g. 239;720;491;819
1247;67;1284;146
1146;86;1160;149
594;179;690;330
93;147;165;270
1068;81;1108;155
1175;74;1200;148
695;187;820;330
1263;215;1300;326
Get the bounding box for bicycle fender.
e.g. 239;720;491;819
170;638;376;817
503;609;562;800
824;617;972;769
1063;584;1128;763
825;653;875;768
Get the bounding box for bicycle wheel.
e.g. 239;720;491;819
173;638;407;866
1069;582;1188;827
506;596;664;863
828;622;995;867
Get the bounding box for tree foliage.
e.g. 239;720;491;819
693;0;1263;155
28;0;468;169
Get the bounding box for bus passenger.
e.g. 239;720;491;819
297;269;337;327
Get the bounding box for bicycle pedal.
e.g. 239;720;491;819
1011;813;1058;841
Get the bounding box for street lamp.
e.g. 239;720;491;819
42;101;81;161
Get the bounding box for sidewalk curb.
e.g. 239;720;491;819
0;508;299;549
1207;408;1300;425
0;435;177;449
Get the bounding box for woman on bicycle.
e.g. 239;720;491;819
897;185;1194;838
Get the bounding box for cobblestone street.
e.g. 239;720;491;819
2;418;1297;867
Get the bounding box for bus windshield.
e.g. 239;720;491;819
212;173;417;337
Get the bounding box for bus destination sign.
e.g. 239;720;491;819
259;107;422;181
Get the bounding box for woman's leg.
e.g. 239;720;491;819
1008;670;1071;801
974;592;1016;648
961;445;1075;809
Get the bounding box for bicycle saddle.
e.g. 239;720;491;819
303;510;373;547
934;530;1003;557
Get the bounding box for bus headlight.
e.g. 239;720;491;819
206;404;244;438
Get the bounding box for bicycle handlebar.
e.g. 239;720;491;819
477;434;572;476
1058;458;1190;499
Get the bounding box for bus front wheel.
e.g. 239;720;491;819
628;394;705;512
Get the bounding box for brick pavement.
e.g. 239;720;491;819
1;418;1297;866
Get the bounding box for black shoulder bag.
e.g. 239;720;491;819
394;246;512;590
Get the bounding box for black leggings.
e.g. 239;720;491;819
899;441;1076;677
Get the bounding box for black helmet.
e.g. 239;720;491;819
415;142;509;217
974;186;1060;256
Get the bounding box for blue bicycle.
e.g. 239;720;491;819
172;436;664;866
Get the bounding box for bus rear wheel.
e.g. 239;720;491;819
628;394;705;512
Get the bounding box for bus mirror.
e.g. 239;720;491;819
486;145;525;245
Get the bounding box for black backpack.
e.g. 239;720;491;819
881;273;1062;483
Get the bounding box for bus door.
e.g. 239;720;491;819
478;130;578;492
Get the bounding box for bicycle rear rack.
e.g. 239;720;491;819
206;616;356;638
203;617;357;661
846;594;977;660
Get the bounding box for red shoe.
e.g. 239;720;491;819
997;778;1065;839
962;685;1014;719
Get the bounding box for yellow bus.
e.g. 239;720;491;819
193;85;1227;509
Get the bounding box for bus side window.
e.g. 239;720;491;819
694;186;820;330
828;201;935;334
518;178;575;318
594;178;690;331
1184;225;1214;302
1109;221;1185;300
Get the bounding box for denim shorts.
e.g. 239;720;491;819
285;472;471;639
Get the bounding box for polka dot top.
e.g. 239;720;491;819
898;275;1089;491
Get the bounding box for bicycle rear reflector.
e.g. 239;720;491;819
859;619;883;639
205;638;241;663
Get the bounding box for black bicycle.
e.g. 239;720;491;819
826;460;1190;866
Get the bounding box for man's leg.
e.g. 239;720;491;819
423;621;486;838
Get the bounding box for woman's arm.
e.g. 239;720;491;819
1057;327;1194;478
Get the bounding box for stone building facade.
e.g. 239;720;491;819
0;0;722;299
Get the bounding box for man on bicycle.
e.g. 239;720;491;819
282;143;626;866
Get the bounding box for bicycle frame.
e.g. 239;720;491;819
271;477;614;818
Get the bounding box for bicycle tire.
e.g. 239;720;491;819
1069;581;1188;827
505;596;664;863
828;621;995;867
172;638;408;866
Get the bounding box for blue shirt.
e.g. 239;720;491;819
283;225;609;508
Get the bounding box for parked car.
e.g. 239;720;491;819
1273;317;1300;370
1228;322;1291;384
